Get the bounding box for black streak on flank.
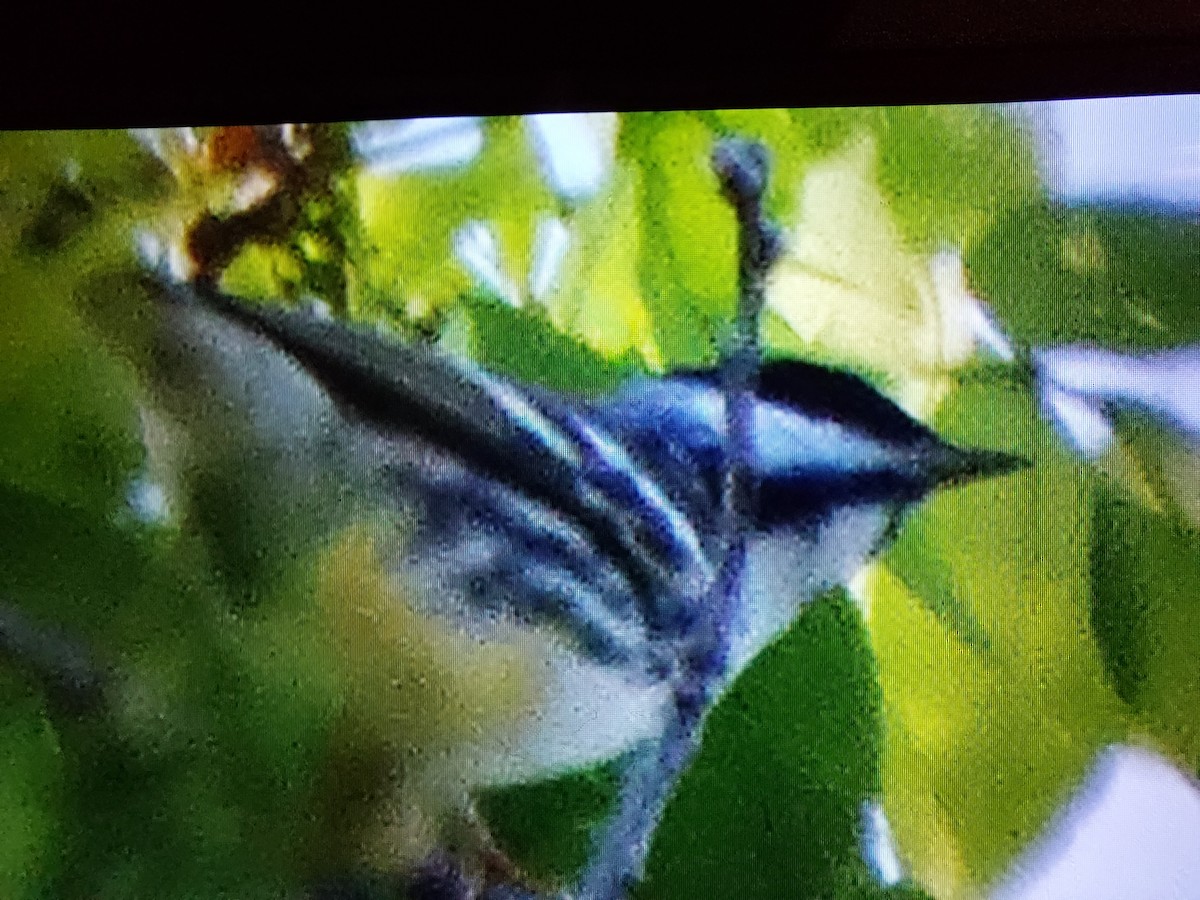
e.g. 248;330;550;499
163;280;667;609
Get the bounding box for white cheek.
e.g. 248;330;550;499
728;506;888;680
814;505;894;587
753;400;912;476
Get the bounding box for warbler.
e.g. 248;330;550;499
108;271;1023;886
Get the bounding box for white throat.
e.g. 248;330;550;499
727;504;890;681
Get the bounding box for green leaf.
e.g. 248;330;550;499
870;380;1126;896
967;204;1200;349
886;512;993;653
641;595;884;900
1091;477;1200;767
873;106;1042;252
541;161;663;367
219;241;306;301
481;764;621;883
622;112;733;368
442;292;642;394
481;596;889;899
0;675;63;900
352;117;556;324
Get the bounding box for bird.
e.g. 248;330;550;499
107;271;1026;893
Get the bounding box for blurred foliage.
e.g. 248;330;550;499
876;380;1125;893
967;202;1200;349
0;104;1198;900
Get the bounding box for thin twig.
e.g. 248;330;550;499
574;139;782;900
705;137;784;678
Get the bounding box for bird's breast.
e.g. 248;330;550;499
728;504;890;680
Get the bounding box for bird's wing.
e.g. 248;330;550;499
153;280;712;672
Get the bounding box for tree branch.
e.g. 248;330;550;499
573;138;783;900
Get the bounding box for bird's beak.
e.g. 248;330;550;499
925;444;1031;490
